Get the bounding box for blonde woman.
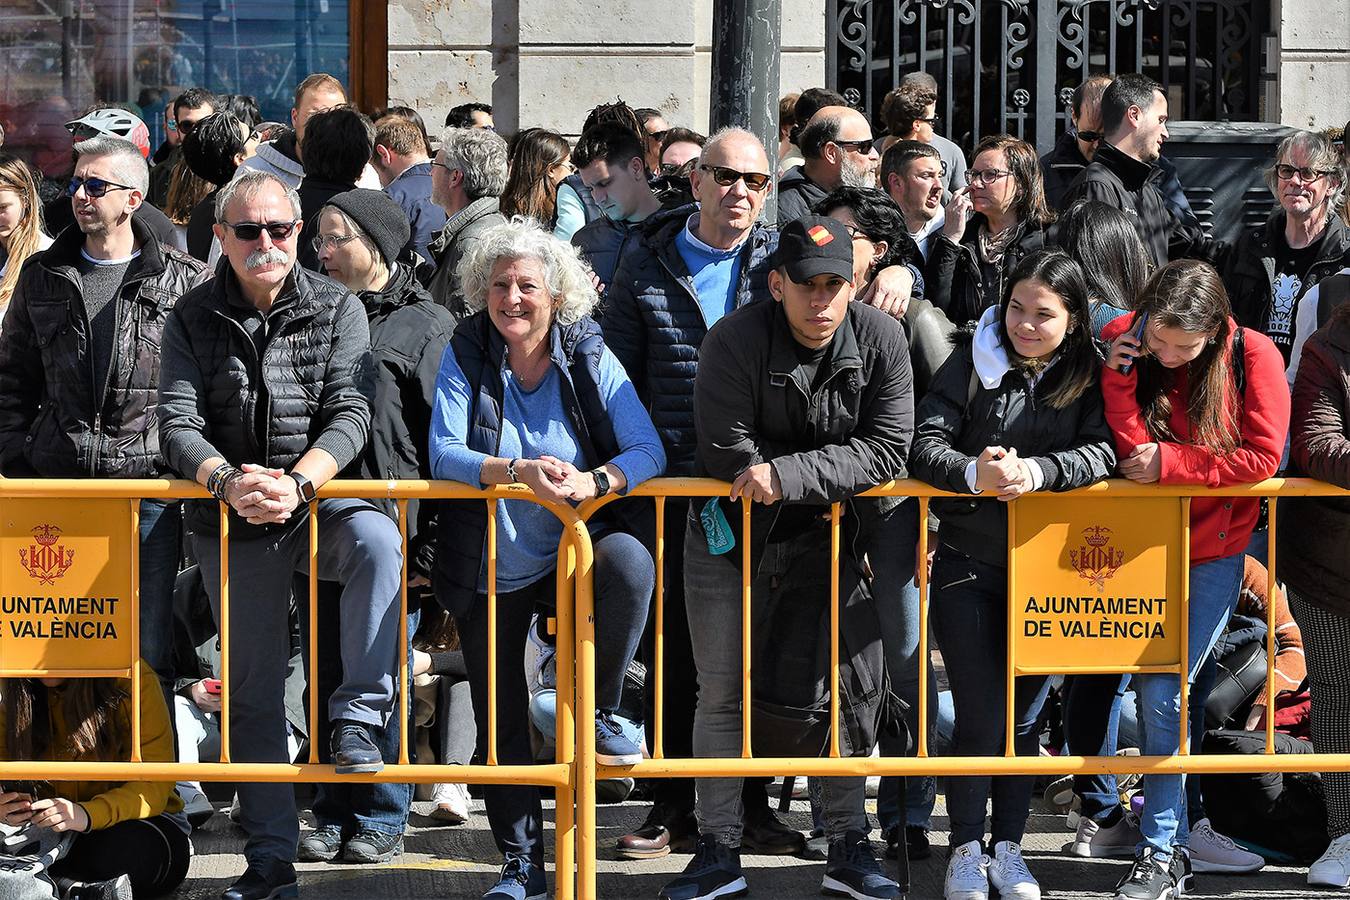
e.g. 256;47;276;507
0;152;52;317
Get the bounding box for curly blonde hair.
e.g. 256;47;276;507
457;216;599;326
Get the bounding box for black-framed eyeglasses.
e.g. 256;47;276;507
842;223;871;241
224;221;300;242
1076;129;1104;143
1275;164;1336;183
965;168;1014;186
833;138;876;154
67;176;137;199
429;160;454;172
698;164;771;192
312;233;360;254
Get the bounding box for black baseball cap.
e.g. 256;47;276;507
772;215;855;284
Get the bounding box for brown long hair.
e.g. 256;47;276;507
1132;260;1238;454
1;677;130;761
164;155;213;226
0;152;47;311
971;134;1055;229
499;128;572;226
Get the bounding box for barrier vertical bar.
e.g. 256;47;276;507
307;504;319;764
574;518;597;900
654;495;666;759
829;502;841;759
1179;498;1192;756
1265;497;1278;754
397;499;411;765
219;502;232;763
554;529;577;900
1005;499;1017;757
487;499;499;766
917;497;930;758
741;497;753;758
129;499;142;762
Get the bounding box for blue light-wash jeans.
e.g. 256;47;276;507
1133;553;1245;860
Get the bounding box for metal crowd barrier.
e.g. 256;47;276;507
5;476;1350;900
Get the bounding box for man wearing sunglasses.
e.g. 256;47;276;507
158;170;403;900
148;87;216;209
0;135;207;709
1062;74;1217;267
778;105;880;224
1040;74;1111;211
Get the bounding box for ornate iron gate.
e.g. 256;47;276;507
826;0;1273;156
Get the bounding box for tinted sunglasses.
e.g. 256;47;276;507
698;164;771;192
1076;129;1104;143
67;176;137;198
176;119;200;137
833;138;875;154
647;128;670;143
224;221;300;241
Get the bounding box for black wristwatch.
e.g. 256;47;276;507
291;471;317;503
591;468;611;498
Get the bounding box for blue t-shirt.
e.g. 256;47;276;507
428;342;666;592
675;216;744;328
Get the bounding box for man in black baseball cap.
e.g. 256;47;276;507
661;213;914;900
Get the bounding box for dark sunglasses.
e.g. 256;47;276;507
647;128;670;143
67;176;137;198
176;119;200;137
698;164;771;192
1076;129;1104;143
224;221;300;241
918;115;941;127
833;138;875;154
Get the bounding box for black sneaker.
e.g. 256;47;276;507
1113;848;1177;900
658;834;749;900
297;824;344;862
343;828;404;864
905;825;930;860
823;831;902;899
221;863;299;900
332;720;384;774
741;807;805;855
1169;847;1194;897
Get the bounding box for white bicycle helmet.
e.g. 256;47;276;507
65;108;151;158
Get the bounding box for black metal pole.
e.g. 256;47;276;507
709;0;782;223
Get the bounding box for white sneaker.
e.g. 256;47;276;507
430;782;471;824
989;841;1041;900
1310;833;1350;888
1187;818;1263;874
945;840;990;900
1067;810;1142;859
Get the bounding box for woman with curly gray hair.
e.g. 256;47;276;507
428;216;665;899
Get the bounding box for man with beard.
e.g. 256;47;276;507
777;106;880;224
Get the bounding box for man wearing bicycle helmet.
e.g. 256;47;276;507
41;106;180;247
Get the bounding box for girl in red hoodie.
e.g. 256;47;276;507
1100;260;1290;900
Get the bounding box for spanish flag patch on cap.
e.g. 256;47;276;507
807;224;834;246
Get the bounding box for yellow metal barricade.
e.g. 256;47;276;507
574;476;1350;899
0;477;591;900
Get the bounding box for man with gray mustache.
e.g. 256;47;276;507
157;170;403;900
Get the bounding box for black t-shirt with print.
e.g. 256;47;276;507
1265;230;1326;365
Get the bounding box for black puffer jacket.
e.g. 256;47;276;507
158;262;374;535
601;204;778;474
346;264;455;577
572;216;640;295
924;214;1046;327
911;336;1116;566
776;165;829;224
0;217;207;477
1062;141;1222;267
1225;209;1350;360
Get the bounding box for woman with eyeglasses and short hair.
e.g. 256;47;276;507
927;134;1054;326
1223;129;1350;382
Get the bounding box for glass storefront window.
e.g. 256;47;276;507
0;0;349;179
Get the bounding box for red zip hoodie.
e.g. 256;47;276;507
1100;314;1290;565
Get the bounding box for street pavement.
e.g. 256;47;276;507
176;792;1314;899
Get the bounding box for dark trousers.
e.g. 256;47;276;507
138;499;183;707
460;528;652;864
929;548;1051;848
50;815;191;898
